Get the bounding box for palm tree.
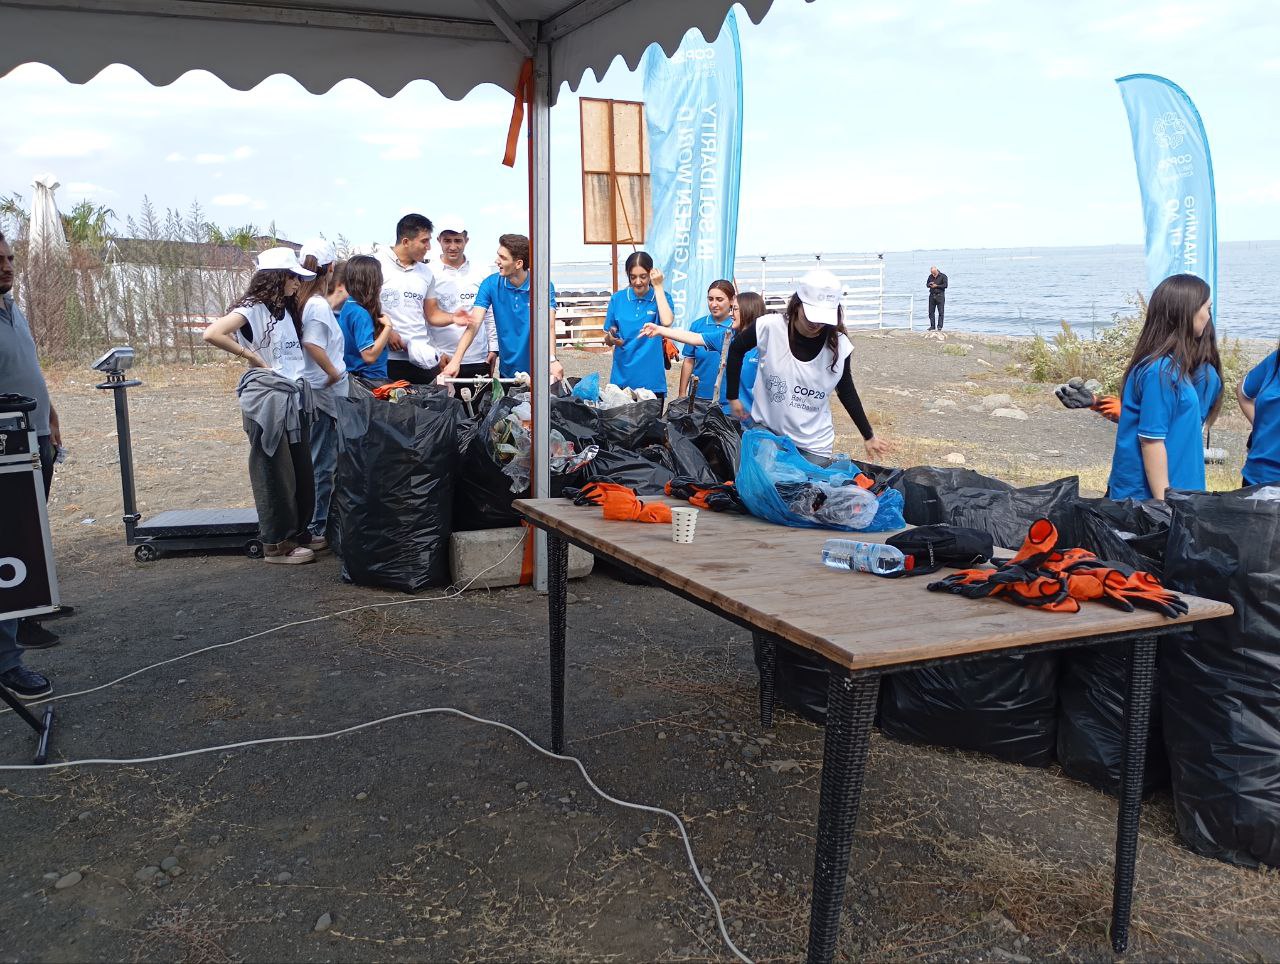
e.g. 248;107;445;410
0;192;30;238
62;200;117;248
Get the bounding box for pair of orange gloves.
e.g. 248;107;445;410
574;481;673;523
928;518;1187;617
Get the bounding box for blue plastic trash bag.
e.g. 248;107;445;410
571;372;601;403
737;428;905;531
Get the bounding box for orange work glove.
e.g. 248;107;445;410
1091;395;1121;423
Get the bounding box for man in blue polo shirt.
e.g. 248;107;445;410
440;233;563;383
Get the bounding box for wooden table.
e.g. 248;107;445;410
515;498;1233;963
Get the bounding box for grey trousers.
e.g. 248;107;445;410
243;414;315;549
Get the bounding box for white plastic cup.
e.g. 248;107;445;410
671;506;699;543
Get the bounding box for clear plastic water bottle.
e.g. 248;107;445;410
821;538;907;575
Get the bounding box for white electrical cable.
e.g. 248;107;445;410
0;533;755;963
0;705;753;963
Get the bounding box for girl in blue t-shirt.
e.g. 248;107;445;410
1107;274;1221;501
335;255;394;387
603;251;675;398
679;280;736;399
1238;348;1280;486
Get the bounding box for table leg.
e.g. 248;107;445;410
755;632;777;729
547;533;568;754
0;686;55;765
807;672;879;964
1110;634;1157;954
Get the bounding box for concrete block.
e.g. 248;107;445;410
450;527;593;590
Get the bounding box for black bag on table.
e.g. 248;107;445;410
879;471;1074;766
1054;497;1174;797
329;394;460;592
1161;487;1280;868
587;448;674;495
885;525;993;576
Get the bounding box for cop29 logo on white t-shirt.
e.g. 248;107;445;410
766;374;788;404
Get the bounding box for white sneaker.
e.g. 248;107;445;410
264;546;316;565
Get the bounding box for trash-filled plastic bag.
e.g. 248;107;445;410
665;396;741;482
900;467;1081;549
1055;497;1174;796
587;448;674;494
1161;486;1280;868
598;398;666;450
329;394;460;591
737;429;902;531
571;371;600;403
880;652;1060;766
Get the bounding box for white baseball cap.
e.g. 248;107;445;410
436;214;467;235
256;246;316;278
796;269;843;326
299;237;337;267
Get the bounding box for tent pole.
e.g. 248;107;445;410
530;39;552;591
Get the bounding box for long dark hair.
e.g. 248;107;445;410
342;255;383;320
735;291;765;332
293;255;332;314
784;294;847;372
231;269;300;341
624;251;654;275
1122;274;1220;421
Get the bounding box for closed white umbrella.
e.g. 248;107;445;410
28;173;68;259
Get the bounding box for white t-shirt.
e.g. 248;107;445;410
377;248;438;362
750;313;854;456
233;301;306;382
300;295;349;394
431;258;498;365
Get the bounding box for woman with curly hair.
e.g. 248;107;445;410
203;247;318;564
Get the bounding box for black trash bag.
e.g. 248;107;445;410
1055;497;1174;796
877;469;1071;767
880;652;1060;766
453;396;524;531
666;396;742;482
1161;486;1280;868
587;448;674;494
598;398;666;450
549;395;602;450
900;468;1082;549
664;422;718;485
330;394;460;592
752;635;831;725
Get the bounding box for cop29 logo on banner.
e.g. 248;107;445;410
1153;112;1187;150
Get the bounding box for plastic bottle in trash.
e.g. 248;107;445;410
820;539;907;575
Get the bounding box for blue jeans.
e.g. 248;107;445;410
309;410;339;538
0;619;21;674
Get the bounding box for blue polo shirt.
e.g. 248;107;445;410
1242;351;1280;486
720;344;758;417
1193;364;1222;421
1107;357;1204;500
336;300;387;380
680;314;733;399
606;286;674;394
474;271;557;378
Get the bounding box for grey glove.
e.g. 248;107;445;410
1055;376;1102;410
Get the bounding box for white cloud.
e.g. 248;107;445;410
1041;56;1098;80
165;151;186;162
359;132;422;161
231;146;255;160
1261;58;1280;73
211;193;253;207
195;152;226;164
1089;5;1208;40
64;181;113;197
334;177;349;187
14;130;113;158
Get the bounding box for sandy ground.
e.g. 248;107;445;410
3;333;1277;963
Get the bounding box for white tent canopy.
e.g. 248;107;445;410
0;0;798;583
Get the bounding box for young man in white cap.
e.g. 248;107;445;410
377;213;462;384
429;215;497;379
296;237;347;547
724;269;892;464
202;246;318;564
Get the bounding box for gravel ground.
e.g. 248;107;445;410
3;335;1277;962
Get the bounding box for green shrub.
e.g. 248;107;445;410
1018;293;1248;400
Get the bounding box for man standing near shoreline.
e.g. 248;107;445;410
926;265;948;331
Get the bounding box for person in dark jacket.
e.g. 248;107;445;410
926;265;948;331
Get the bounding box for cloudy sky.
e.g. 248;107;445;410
1;0;1277;262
